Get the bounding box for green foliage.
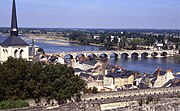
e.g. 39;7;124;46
0;57;86;102
130;38;145;45
119;36;127;48
92;87;98;93
84;87;98;94
112;37;119;45
78;36;93;45
174;55;180;60
144;37;156;46
66;30;178;50
0;100;29;109
99;35;105;44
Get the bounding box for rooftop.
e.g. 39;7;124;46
106;70;134;78
1;0;29;47
152;68;166;76
1;36;29;47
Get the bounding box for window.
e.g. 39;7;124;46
20;49;24;58
14;50;18;58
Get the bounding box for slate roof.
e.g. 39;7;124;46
106;70;134;78
0;36;6;43
0;0;29;47
152;69;166;76
159;71;166;76
74;68;84;72
1;36;29;47
79;73;104;81
48;55;58;62
82;61;98;65
162;78;180;87
138;83;150;89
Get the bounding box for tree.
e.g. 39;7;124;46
112;37;119;45
130;38;145;45
144;37;156;47
0;57;86;103
92;87;98;93
99;35;105;44
104;36;113;48
83;87;98;94
119;36;127;48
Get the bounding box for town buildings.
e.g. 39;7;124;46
74;58;180;91
153;68;175;87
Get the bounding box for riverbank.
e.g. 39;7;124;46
174;54;180;59
26;34;75;46
26;34;118;50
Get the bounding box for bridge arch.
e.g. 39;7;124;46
99;53;108;58
87;53;98;60
161;52;168;57
141;52;149;58
60;50;173;60
121;53;129;59
151;52;159;58
131;52;139;58
110;52;119;59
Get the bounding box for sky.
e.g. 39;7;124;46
0;0;180;29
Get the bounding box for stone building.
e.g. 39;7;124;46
79;73;104;91
104;70;135;90
153;68;175;87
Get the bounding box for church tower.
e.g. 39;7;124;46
11;0;19;37
0;0;29;62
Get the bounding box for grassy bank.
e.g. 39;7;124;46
174;55;180;59
0;100;29;109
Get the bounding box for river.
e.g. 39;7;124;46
0;35;180;73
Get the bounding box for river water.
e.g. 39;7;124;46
0;35;180;73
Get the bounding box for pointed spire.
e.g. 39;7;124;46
10;0;18;37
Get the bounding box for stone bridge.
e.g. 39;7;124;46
81;86;180;101
52;50;175;59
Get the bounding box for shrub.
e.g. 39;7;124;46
0;100;29;109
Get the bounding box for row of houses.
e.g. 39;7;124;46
74;60;180;92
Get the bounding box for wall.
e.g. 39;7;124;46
0;46;29;61
81;86;180;101
100;100;139;111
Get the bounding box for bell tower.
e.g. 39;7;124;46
10;0;18;37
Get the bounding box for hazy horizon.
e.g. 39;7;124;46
0;0;180;29
0;27;180;30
